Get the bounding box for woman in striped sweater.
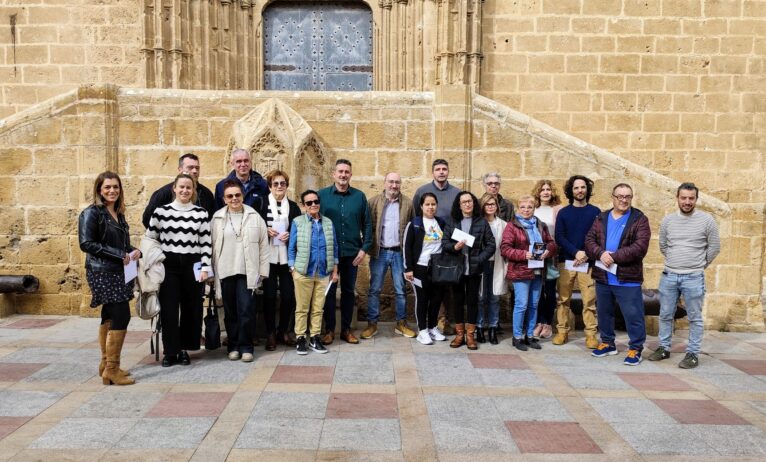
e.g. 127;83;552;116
146;173;213;367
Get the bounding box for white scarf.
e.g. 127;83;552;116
268;193;290;227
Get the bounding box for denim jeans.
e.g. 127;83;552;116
477;260;499;328
367;249;407;322
512;278;542;339
658;271;706;354
324;256;359;332
595;282;646;351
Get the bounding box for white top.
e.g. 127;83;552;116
146;199;212;271
417;217;443;267
218;210;247;279
534;205;556;237
267;194;290;265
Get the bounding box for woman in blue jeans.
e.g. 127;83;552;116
476;193;507;345
500;196;556;351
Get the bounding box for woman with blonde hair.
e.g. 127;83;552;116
532;180;563;339
501;195;556;351
79;171;139;385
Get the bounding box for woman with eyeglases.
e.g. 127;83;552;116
257;170;301;351
211;179;271;362
287;190;339;355
147;173;212;367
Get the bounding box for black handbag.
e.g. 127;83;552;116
204;290;221;351
428;252;465;284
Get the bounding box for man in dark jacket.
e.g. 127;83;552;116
142;153;216;228
214;148;269;211
584;183;650;366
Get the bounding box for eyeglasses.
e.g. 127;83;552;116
485;203;497;208
272;181;287;187
304;200;320;206
612;194;633;201
460;200;473;205
485;181;500;186
225;193;242;199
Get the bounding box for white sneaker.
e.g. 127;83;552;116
416;329;434;345
428;328;446;341
241;353;254;362
228;351;241;361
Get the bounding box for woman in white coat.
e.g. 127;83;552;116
476;193;508;345
211;179;271;362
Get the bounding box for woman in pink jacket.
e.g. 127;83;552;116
500;195;556;351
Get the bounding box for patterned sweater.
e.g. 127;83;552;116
146;200;212;271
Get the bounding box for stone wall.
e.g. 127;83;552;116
0;0;143;118
481;0;765;202
0;84;762;331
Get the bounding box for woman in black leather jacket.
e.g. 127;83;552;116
442;191;495;350
78;171;140;386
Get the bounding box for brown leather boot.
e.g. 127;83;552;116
450;323;466;348
98;321;129;378
102;329;135;386
465;323;478;350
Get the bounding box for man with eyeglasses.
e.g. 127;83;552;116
648;182;720;369
481;173;514;222
361;172;416;340
318;159;372;345
585;183;651;366
214;148;269;211
553;175;601;348
142;153;216;228
412;159;461;335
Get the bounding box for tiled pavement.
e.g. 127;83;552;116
0;316;765;461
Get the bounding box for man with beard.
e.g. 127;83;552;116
648;183;720;369
553;175;601;348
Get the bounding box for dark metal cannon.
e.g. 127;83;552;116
0;275;40;294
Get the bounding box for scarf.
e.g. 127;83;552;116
268;193;290;230
516;215;542;249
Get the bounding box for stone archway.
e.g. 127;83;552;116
227;98;332;196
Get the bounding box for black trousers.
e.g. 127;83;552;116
538;278;558;325
452;274;482;324
159;252;203;357
324;256;358;332
412;265;444;331
101;302;130;330
262;263;296;334
221;275;255;354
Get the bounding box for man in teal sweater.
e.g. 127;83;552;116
318;159;372;344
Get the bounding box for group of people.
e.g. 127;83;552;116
78;150;720;386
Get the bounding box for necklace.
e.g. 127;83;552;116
227;209;244;239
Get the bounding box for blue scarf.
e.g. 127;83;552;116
516;215;542;248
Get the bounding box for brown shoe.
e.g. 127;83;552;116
102;330;135;386
340;329;359;344
394;320;417;338
322;331;335;345
278;331;296;347
98;321;129;378
438;318;456;336
265;333;277;351
585;335;599;349
450;323;466;348
360;322;378;339
552;332;568;345
465;323;478;350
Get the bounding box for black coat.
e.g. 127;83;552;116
79;205;135;273
442;216;496;276
141;181;216;229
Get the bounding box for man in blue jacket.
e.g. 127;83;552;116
214;149;269;211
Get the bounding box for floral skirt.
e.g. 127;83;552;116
86;269;134;308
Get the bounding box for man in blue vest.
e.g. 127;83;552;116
319;159;373;345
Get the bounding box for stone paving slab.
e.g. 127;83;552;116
0;315;765;460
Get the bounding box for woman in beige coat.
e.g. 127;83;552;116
211;180;271;362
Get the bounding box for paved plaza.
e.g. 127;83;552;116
0;315;765;461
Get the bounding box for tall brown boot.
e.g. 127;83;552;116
102;330;135;386
450;323;466;348
465;323;478;350
99;321;130;378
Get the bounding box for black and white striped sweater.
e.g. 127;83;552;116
146;200;212;270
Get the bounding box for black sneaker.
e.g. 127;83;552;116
310;335;328;354
512;337;528;351
678;352;699;369
296;336;308;355
527;337;542;350
648;346;671;361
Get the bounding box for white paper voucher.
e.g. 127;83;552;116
527;259;544;269
564;260;589;273
124;259;138;284
450;228;475;247
595;260;618;275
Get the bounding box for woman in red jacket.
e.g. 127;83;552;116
500;195;556;351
